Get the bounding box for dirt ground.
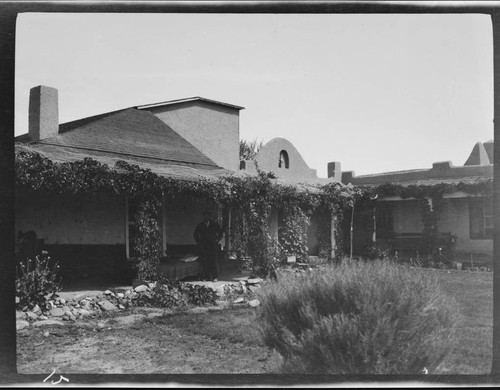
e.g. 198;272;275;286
16;308;282;375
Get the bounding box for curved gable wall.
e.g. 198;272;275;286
254;138;319;183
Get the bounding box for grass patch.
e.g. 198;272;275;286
139;268;492;374
154;307;263;346
428;270;492;374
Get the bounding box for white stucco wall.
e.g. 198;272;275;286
16;193;125;245
388;197;492;254
144;101;240;171
437;198;492;254
252;138;324;184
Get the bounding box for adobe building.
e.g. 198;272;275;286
341;141;493;265
16;86;245;283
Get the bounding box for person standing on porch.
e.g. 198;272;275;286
193;211;223;282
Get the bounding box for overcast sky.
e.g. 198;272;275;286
15;13;493;177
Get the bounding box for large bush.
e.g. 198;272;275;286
16;251;62;311
256;260;461;374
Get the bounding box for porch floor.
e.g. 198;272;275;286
58;267;253;301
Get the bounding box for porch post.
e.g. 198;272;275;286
492;13;500;375
372;204;377;244
125;196;129;259
330;213;337;259
226;206;232;253
162;193;167;257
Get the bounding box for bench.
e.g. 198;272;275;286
389;232;454;257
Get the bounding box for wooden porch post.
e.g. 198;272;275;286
162;193;167;257
372;204;377;244
125;196;129;259
226;206;232;254
330;213;337;260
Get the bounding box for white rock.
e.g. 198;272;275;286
43;331;50;337
32;304;42;315
104;290;113;295
233;297;245;304
62;306;72;314
16;320;29;330
26;312;38;321
116;293;124;299
79;309;92;317
148;282;156;289
247;278;263;285
59;298;66;305
50;307;65;317
248;299;261;308
118;304;125;310
98;300;117;312
16;311;26;320
134;285;150;293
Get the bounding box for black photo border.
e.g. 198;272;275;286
1;0;500;387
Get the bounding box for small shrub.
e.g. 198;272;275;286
16;251;62;311
136;275;217;308
256;260;461;374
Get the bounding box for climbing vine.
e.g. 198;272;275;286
133;197;162;281
22;146;490;276
278;204;310;262
315;182;369;260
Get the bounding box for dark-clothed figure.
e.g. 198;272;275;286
193;211;223;281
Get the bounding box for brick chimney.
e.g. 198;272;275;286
29;85;59;142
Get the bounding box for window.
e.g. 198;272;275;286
278;150;289;169
469;197;493;239
376;202;393;239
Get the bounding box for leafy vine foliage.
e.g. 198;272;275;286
17;146;488;279
133;198;162;281
14;147;372;279
278;204;310;262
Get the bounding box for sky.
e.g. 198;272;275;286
15;12;493;177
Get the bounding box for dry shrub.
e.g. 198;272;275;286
256;260;461;374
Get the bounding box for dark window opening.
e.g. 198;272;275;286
278;150;289;169
469;196;493;239
376;202;393;239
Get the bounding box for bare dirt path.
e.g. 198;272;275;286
17;310;281;375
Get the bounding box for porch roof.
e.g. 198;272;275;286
15;143;238;182
16;108;220;169
375;176;493;187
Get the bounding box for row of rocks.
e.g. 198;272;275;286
16;278;265;329
222;277;263;296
